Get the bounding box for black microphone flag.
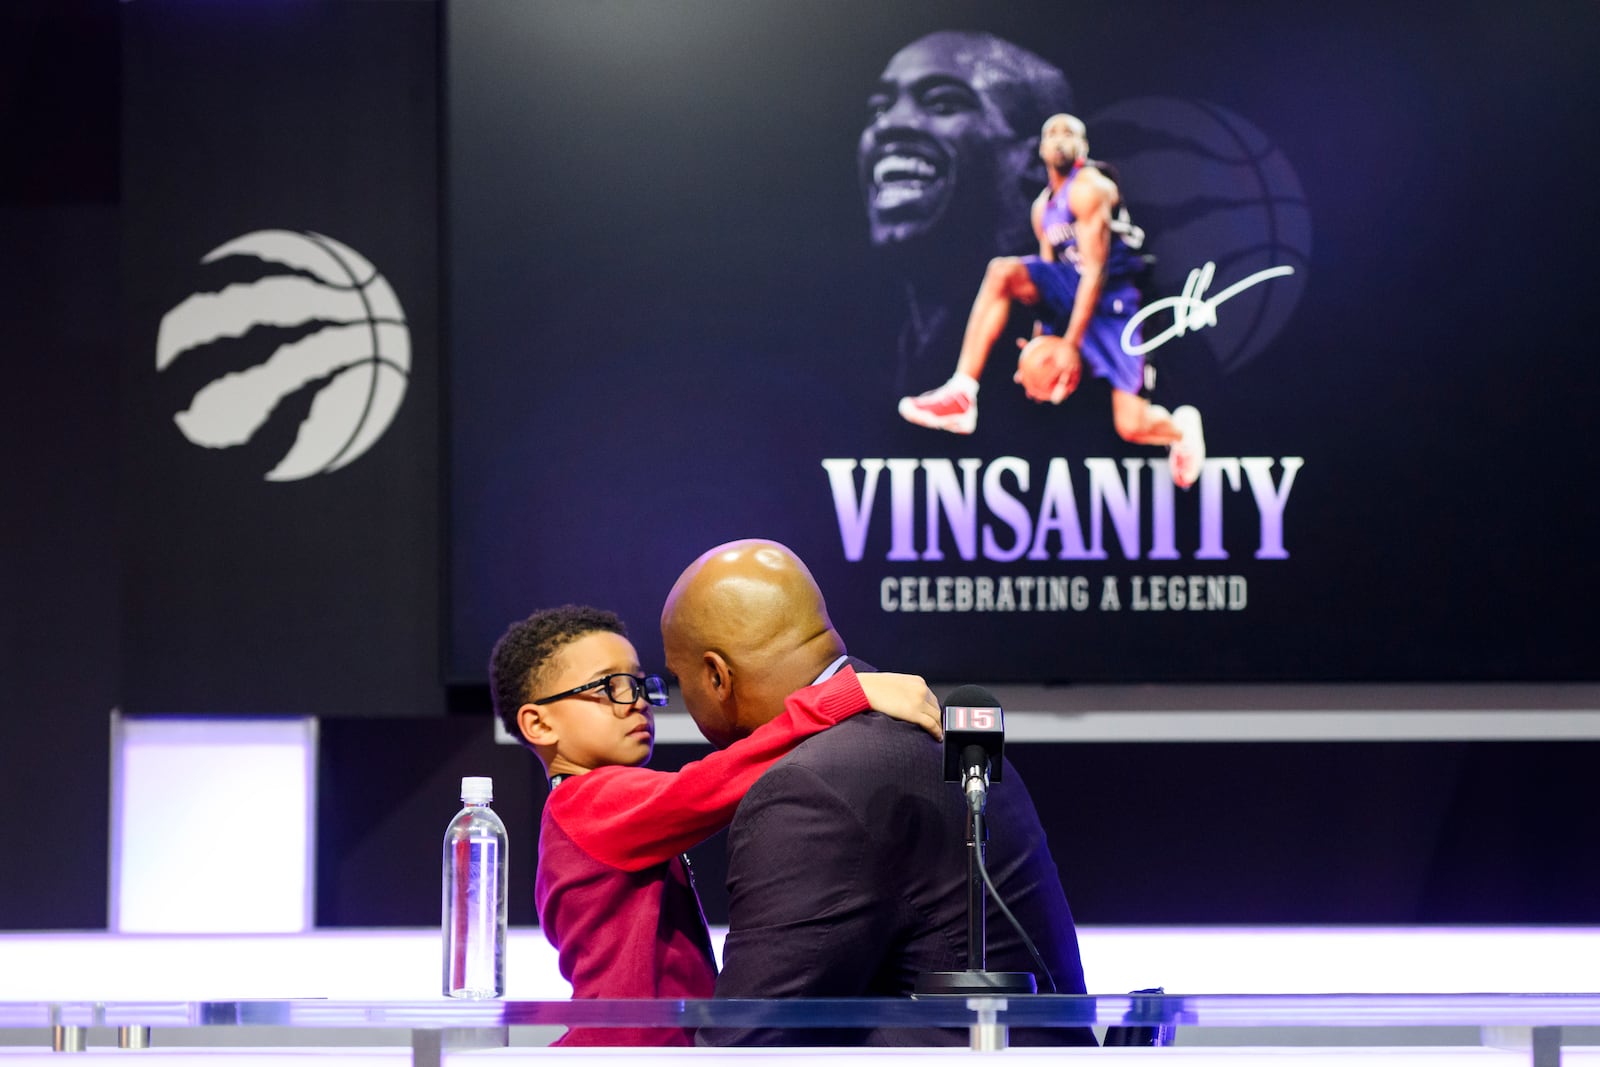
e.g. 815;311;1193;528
942;684;1005;784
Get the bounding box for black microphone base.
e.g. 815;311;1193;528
914;970;1038;996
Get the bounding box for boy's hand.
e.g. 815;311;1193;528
857;672;943;741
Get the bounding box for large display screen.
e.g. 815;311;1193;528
447;0;1599;684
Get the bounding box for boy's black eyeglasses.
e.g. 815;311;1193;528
532;672;669;708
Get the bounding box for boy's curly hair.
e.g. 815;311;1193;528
489;605;627;747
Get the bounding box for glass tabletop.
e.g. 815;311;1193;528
4;993;1600;1032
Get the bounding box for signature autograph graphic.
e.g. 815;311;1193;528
1121;262;1296;356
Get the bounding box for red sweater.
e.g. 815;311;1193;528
535;666;870;1046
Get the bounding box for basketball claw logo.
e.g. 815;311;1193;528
155;230;410;482
1089;97;1311;373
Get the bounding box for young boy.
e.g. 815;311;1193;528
489;604;940;1046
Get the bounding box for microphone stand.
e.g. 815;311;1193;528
966;805;986;972
916;759;1037;1048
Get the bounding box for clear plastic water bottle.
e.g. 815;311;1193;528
442;775;507;998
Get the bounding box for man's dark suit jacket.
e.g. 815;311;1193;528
701;700;1096;1046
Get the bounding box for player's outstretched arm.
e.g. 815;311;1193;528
1062;169;1114;350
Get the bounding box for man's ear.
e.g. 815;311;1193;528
517;702;557;747
704;650;733;702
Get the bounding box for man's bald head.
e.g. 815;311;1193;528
660;539;846;748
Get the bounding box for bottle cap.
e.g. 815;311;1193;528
460;776;494;803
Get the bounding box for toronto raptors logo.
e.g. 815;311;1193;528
155;230;410;482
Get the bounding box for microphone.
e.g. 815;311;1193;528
942;685;1005;814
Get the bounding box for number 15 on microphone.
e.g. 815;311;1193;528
944;705;1003;731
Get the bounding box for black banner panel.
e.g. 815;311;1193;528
121;1;440;715
448;1;1600;684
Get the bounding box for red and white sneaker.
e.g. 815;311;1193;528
898;378;978;434
1169;405;1206;489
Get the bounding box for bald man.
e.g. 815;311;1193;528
661;540;1093;1047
